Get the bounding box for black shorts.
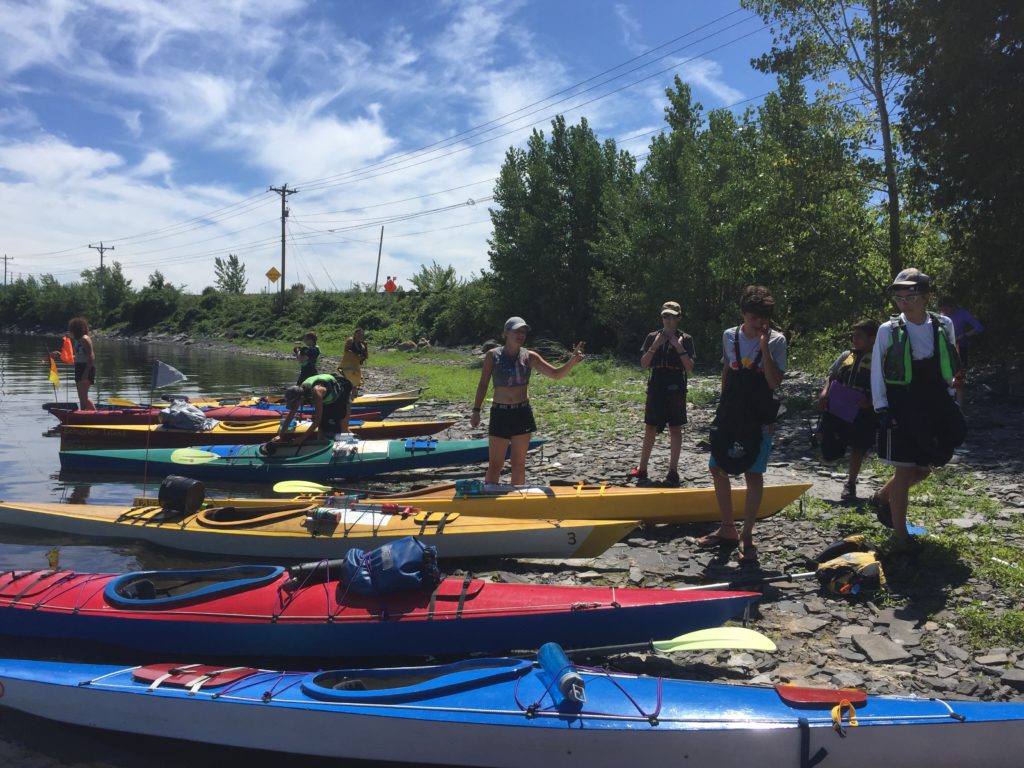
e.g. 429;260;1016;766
74;363;96;384
819;409;876;461
644;384;687;429
877;399;964;468
320;398;350;438
488;401;537;439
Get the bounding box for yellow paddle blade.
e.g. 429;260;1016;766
652;627;776;653
273;480;332;494
108;397;140;407
169;448;220;465
396;404;416;411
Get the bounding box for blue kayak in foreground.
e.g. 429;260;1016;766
59;436;544;483
1;653;1022;767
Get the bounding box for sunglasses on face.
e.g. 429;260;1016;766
893;294;922;303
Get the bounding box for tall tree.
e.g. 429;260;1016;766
742;0;906;278
895;0;1023;337
214;254;248;294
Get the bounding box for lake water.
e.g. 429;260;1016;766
0;334;411;767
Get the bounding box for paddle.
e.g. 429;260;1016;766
562;627;776;658
273;480;333;494
169;448;220;465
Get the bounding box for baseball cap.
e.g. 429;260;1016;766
503;316;530;332
890;268;932;294
661;301;681;317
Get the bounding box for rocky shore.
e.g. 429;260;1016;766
351;353;1024;703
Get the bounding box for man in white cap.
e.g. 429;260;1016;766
869;268;965;552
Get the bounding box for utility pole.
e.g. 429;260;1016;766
373;226;384;292
268;184;298;305
88;242;114;299
2;254;11;286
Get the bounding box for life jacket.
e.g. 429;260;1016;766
883;312;960;385
834;350;872;393
302;373;343;405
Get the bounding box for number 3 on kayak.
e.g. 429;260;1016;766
567;532;576;545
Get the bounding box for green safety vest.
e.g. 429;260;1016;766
301;373;342;405
883;312;960;385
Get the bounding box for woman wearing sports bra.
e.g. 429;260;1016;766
470;316;584;485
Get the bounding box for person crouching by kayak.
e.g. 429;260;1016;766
628;301;696;487
470;317;584;486
700;286;787;565
272;373;353;446
870;268;965;552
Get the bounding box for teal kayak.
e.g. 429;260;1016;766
59;437;544;483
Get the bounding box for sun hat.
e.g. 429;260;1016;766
661;301;681;317
503;316;530;332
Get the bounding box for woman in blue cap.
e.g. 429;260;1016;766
470;317;583;485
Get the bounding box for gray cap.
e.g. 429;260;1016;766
503;316;530;332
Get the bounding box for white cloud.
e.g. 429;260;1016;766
614;3;646;55
133;149;172;178
0;136;123;184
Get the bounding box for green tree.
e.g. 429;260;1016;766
894;0;1023;339
409;261;463;293
742;0;906;278
214;254;248;294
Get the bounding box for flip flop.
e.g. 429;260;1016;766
696;533;739;550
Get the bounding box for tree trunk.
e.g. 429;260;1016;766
871;0;901;278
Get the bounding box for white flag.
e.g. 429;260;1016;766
152;359;188;389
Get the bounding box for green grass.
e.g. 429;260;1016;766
787;458;1024;647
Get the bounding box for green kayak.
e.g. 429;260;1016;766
59;437;545;483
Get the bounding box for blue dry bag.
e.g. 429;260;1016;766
342;536;441;595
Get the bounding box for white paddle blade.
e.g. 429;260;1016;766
653;627;776;653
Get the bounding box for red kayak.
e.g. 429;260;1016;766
51;407;384;425
0;565;759;659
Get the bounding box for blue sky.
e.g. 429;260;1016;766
0;1;779;292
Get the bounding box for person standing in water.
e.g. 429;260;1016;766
470;317;584;485
52;317;96;410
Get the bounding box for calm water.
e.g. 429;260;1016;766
0;334;416;767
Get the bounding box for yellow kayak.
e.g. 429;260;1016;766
0;499;637;561
138;482;812;524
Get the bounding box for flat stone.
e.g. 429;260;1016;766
775;662;819;680
853;633;912;663
1001;669;1024;691
975;652;1011;666
773;600;809;615
837;625;872;639
831;671;865;689
838;649;867;663
888;623;922;648
792;617;830;635
940;644;971;663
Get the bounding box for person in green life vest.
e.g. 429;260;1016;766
272;373;353;446
814;319;879;501
870;268;965;552
293;331;321;385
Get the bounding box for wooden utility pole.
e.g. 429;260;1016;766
2;254;11;286
268;184;298;303
88;242;114;298
373;226;384;292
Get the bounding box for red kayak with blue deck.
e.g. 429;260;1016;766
0;565;759;659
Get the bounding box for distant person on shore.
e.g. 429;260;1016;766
700;286;787;565
870;269;965;552
51;317;95;410
470;317;584;485
938;297;984;407
272;373;352;446
629;301;695;487
815;319;879;501
338;328;369;391
384;276;397;294
293;331;320;385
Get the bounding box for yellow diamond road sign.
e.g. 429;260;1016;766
266;266;281;283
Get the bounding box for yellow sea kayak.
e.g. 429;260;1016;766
0;499;636;561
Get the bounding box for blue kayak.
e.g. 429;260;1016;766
59;437;544;483
0;651;1021;766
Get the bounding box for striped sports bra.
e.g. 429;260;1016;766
491;347;531;387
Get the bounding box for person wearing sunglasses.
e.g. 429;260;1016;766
869;268;965;552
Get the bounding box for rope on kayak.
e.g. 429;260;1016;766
515;665;663;725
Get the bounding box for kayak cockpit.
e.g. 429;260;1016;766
304;658;532;703
105;565;284;608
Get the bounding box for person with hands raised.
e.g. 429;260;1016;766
470;316;584;486
629;301;696;487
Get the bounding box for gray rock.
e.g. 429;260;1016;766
831;671;865;689
853;633;912;663
975;652;1011;666
1001;670;1024;692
